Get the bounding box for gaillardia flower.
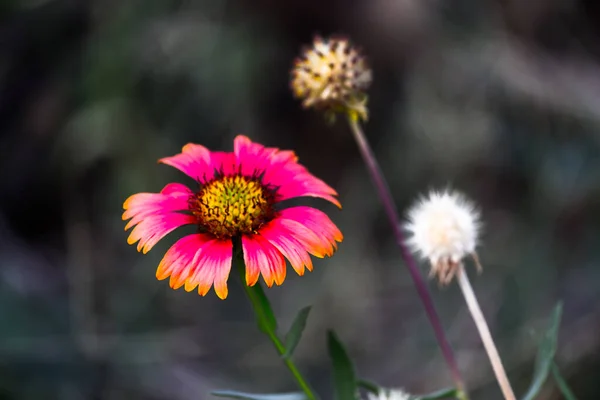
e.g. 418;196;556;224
123;135;343;299
291;35;372;121
405;189;481;285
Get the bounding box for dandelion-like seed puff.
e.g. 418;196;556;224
123;135;343;299
405;190;481;285
291;36;372;121
406;190;518;400
366;388;412;400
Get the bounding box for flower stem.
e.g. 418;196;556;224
457;262;516;400
236;259;318;400
346;116;468;397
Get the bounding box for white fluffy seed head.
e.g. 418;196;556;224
366;388;411;400
405;189;480;278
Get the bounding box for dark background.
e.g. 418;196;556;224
1;0;600;399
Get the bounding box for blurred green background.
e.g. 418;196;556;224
1;0;600;399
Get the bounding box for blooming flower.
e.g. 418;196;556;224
405;189;481;284
366;388;411;400
291;35;372;121
123;135;343;299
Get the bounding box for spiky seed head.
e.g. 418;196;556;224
291;35;372;121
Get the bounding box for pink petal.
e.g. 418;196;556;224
185;239;233;299
275;172;341;207
232;136;340;207
262;153;341;208
123;192;190;230
159;143;216;183
123;184;195;253
129;213;196;254
156;233;212;287
234;135;278;176
123;183;191;219
156;234;233;299
274;218;328;258
278;207;343;257
259;219;314;276
161;183;193;196
210;151;238;176
242;234;286;287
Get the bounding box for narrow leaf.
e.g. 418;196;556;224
551;362;578;400
414;387;459;400
327;330;358;400
521;302;563;400
357;379;380;395
282;306;312;359
235;256;277;333
211;390;306;400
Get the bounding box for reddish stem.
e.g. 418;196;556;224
347;116;467;396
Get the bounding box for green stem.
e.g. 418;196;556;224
236;259;318;400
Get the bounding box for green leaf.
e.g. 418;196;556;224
327;330;358;400
282;306;312;359
521;302;563;400
235;256;277;334
211;390;307;400
551;362;578;400
414;387;459;399
357;379;380;395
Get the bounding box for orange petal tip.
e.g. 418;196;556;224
181;143;196;152
215;288;228;300
123;196;134;209
197;285;211;296
246;276;259;287
263;278;274;288
156;270;169;281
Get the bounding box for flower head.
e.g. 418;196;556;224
366;388;411;400
291;35;372;121
123;135;343;299
405;189;480;284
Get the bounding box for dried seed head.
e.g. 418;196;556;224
405;189;481;285
366;388;411;400
291;35;372;121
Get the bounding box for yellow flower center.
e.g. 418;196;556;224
190;175;275;238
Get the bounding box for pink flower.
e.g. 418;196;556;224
123;135;343;299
